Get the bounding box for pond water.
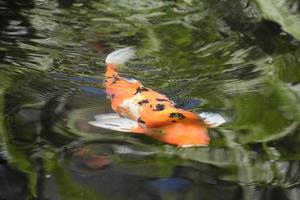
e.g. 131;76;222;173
0;0;300;199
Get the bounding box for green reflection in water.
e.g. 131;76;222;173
254;0;300;40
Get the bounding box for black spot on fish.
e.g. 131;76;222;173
169;112;186;120
111;75;120;85
134;87;149;95
111;94;115;99
138;99;149;105
156;98;169;102
153;104;165;111
171;120;176;123
138;117;146;124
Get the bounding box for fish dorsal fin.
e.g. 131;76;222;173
89;113;139;132
198;112;226;127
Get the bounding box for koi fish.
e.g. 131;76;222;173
89;47;225;147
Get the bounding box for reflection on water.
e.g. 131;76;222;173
0;0;300;199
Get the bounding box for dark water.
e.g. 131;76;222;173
0;0;300;199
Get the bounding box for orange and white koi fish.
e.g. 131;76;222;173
89;47;225;147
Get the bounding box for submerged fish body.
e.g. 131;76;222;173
89;47;225;147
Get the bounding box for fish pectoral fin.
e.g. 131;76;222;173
88;113;139;132
198;112;226;127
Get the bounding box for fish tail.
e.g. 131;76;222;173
105;47;135;67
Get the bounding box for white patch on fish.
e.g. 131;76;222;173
123;78;138;83
120;93;144;119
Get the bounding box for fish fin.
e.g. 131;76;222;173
89;113;139;132
198;112;226;127
105;47;135;65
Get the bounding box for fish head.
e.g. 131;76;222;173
157;121;210;147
